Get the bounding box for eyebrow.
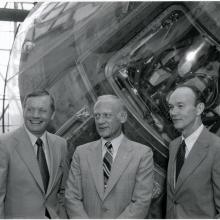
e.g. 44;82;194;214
168;101;184;105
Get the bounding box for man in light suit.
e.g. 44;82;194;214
65;94;154;218
166;84;220;218
0;90;67;218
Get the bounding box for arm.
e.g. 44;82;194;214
118;148;154;219
57;140;69;218
0;139;8;218
65;148;89;219
212;143;220;218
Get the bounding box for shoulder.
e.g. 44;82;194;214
0;127;24;155
125;138;153;155
0;127;22;144
203;130;220;165
47;132;67;155
0;132;13;143
48;132;66;144
205;129;220;149
206;129;220;142
169;136;181;150
76;140;100;153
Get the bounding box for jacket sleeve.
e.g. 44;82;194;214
118;147;154;219
0;139;8;218
56;139;69;218
65;148;89;218
212;142;220;218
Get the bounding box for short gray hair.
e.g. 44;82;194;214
23;90;55;112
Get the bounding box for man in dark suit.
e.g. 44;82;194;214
65;94;154;218
0;90;67;218
166;84;220;218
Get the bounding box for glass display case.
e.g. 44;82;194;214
8;2;220;217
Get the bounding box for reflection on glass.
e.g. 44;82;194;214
106;6;220;143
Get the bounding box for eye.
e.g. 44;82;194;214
168;105;173;111
94;113;100;119
103;113;112;119
39;108;47;113
26;107;32;112
178;104;184;108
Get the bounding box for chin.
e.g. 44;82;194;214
174;126;185;133
30;129;43;134
173;123;182;129
99;133;110;139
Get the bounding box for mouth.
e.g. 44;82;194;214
172;118;182;123
29;120;43;125
98;127;108;131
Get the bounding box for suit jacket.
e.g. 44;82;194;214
65;136;154;219
166;127;220;218
0;126;68;218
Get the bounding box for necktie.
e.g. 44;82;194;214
176;140;186;181
36;138;49;192
103;142;113;190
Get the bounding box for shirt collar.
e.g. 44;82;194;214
24;125;47;146
182;124;204;152
101;133;124;153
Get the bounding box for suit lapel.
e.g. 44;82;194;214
46;132;60;197
168;137;181;193
175;128;209;192
103;137;133;200
87;140;104;201
14;127;44;193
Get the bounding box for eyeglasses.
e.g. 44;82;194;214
94;113;113;120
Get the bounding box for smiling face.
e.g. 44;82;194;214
94;96;127;141
23;95;55;137
168;87;204;137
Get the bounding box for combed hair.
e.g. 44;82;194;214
170;84;205;105
95;94;126;111
23;90;55;112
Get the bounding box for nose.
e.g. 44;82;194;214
170;106;178;116
95;115;106;124
96;117;105;124
32;109;40;118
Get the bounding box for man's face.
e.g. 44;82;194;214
94;100;124;141
168;87;200;134
23;95;55;137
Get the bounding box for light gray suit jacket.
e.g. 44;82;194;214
0;126;67;218
166;127;220;218
65;136;154;219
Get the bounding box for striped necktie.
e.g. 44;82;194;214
103;141;113;190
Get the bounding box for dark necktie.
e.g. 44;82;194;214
176;140;186;182
36;138;49;192
103;141;113;190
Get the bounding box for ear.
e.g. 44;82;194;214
51;111;55;120
196;102;205;115
118;111;127;123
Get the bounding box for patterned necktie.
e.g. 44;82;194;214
176;140;186;182
103;141;113;190
36;138;49;192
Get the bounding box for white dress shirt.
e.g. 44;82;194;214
174;124;204;187
24;126;51;174
182;124;204;159
101;133;124;161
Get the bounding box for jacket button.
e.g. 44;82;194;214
103;207;108;212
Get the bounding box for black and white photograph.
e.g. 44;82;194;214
0;1;220;218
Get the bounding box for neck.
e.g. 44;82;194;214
182;121;202;138
103;132;123;142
